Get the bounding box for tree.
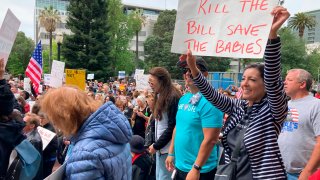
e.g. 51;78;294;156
128;9;146;64
62;0;111;81
107;0;135;75
279;27;308;76
144;10;231;79
289;12;316;38
39;6;61;72
6;32;34;76
42;39;58;74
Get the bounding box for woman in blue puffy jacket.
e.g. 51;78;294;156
41;86;132;180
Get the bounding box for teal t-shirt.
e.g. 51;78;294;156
174;92;223;173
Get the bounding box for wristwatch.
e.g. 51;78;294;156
193;164;202;171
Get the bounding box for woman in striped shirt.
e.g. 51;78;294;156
183;6;290;180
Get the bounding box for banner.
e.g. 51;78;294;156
49;60;65;88
0;9;21;66
65;69;86;90
171;0;278;58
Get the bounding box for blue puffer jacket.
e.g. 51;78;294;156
65;102;132;180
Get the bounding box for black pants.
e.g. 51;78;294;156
175;167;217;180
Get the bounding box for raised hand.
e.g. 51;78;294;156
269;6;290;39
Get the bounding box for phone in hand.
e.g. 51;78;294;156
171;169;177;179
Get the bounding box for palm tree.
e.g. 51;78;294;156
289;12;316;38
129;9;146;66
39;6;61;72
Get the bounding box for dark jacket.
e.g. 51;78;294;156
0;79;26;179
42;123;58;162
26;129;43;180
132;153;153;180
152;96;180;151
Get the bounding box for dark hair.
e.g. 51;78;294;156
244;64;264;79
21;91;30;100
108;96;116;104
149;67;181;120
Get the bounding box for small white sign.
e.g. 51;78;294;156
134;69;144;80
23;78;31;93
49;60;65;88
136;74;151;91
87;74;94;80
44;74;51;86
37;126;56;150
118;71;125;79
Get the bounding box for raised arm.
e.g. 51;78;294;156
183;52;240;114
264;6;290;123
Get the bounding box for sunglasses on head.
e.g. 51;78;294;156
182;67;205;74
182;68;191;74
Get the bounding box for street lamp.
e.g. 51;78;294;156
56;32;63;61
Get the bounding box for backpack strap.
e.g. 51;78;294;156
6;156;22;180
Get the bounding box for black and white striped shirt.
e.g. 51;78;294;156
193;38;288;179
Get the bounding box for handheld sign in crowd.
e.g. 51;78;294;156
23;78;31;93
44;74;51;86
171;0;278;58
0;9;21;66
49;60;65;88
65;69;86;90
44;163;66;180
37;126;56;150
87;73;94;80
134;69;144;80
118;71;125;79
136;74;152;91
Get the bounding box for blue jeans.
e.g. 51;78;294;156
156;152;172;180
287;172;300;180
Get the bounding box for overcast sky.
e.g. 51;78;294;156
0;0;319;40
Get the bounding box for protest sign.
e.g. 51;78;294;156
134;69;144;80
44;74;51;86
49;60;65;88
0;9;21;66
171;0;278;58
118;71;125;79
44;163;66;180
136;74;151;91
65;69;86;90
87;73;94;80
23;78;31;93
37;126;56;150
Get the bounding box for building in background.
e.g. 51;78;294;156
34;0;163;60
123;3;164;60
34;0;71;46
290;9;320;44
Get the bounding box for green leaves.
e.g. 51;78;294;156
6;32;34;76
62;0;111;81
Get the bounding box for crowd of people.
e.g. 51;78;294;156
1;6;320;180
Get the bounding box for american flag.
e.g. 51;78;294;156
288;108;299;122
25;41;42;95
